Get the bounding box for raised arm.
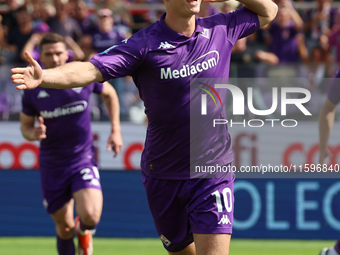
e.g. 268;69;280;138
11;51;104;90
20;33;42;63
318;98;336;164
237;0;278;28
101;81;123;158
65;36;85;61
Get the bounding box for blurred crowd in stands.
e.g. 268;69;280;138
0;0;340;121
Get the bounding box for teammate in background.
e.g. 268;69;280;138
318;69;340;255
11;1;277;254
18;32;123;255
319;69;340;164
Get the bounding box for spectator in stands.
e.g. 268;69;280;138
47;0;83;42
1;6;34;65
21;23;51;62
39;2;56;23
100;0;134;30
304;0;336;51
223;1;271;77
73;0;97;35
328;9;340;66
81;8;129;120
86;8;128;56
21;22;85;64
1;0;22;32
307;45;333;88
72;0;98;60
0;14;5;65
26;0;47;24
256;0;308;65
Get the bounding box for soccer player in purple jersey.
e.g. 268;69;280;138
12;1;277;254
18;32;123;255
318;69;340;255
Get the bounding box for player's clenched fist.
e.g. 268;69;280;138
34;116;47;141
11;51;43;90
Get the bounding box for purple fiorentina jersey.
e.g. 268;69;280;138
90;7;259;179
327;69;340;105
21;83;103;170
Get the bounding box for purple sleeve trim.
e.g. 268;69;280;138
89;58;110;82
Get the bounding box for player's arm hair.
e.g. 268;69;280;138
238;0;278;28
101;81;121;133
319;98;336;152
41;61;104;89
20;112;37;141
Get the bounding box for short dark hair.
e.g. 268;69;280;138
39;32;66;51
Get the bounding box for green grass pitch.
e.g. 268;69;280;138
0;237;335;255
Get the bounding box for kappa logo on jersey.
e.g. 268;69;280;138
160;50;220;79
122;38;129;43
201;28;210;39
37;90;50;99
158;41;175;49
218;215;232;225
159;234;171;247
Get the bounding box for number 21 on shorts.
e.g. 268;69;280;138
80;166;100;181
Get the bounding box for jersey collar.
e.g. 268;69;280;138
158;12;205;41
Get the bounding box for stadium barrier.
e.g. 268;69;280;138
0;170;339;239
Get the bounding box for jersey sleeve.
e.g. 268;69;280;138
213;6;260;45
327;70;340;105
91;82;104;94
21;91;37;116
89;34;147;81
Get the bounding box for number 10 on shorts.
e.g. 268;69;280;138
211;187;233;213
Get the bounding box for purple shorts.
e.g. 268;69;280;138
142;173;235;252
39;162;102;214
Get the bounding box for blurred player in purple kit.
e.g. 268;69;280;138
19;32;123;255
319;69;340;165
318;69;340;255
12;0;277;254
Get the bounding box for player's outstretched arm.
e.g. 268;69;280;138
318;98;336;164
101;81;123;158
12;51;104;90
12;52;43;90
204;0;277;28
236;0;278;28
